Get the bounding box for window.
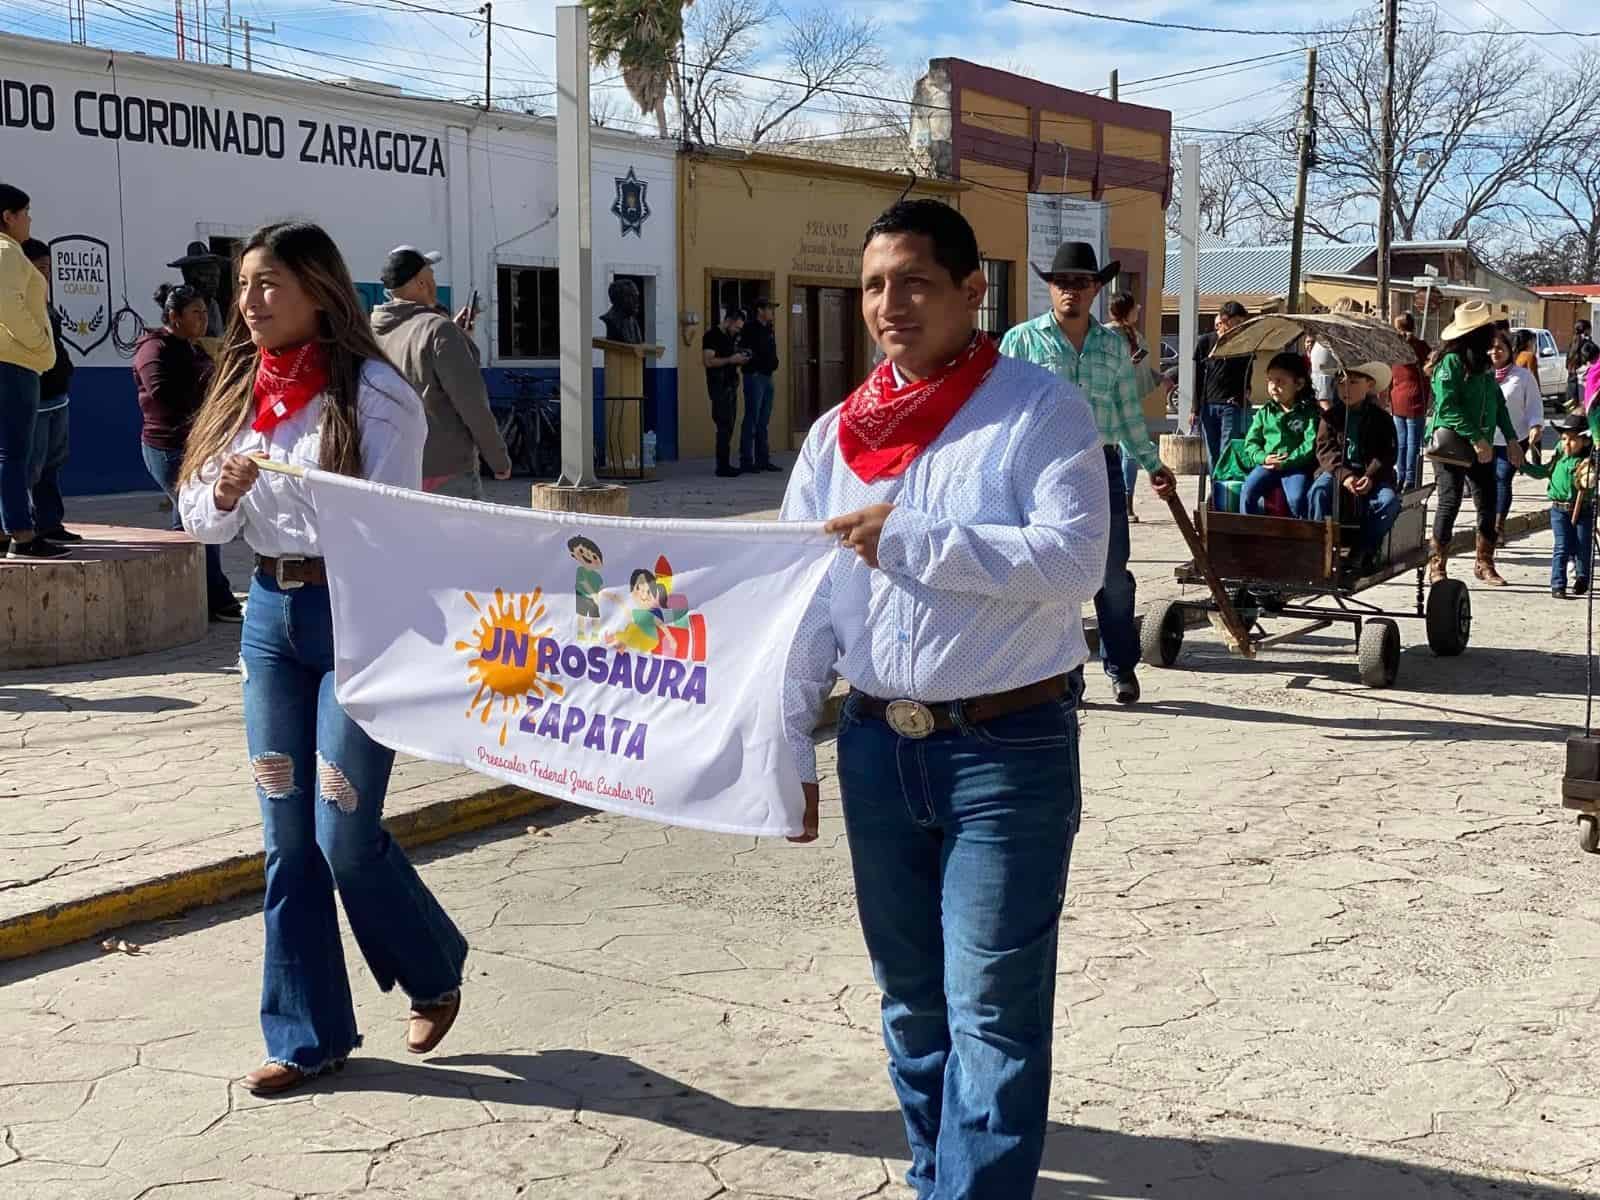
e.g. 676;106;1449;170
497;265;559;359
610;272;657;344
978;259;1012;334
711;277;768;326
1539;330;1558;357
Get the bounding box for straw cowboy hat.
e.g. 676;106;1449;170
1031;241;1120;286
1344;360;1393;393
1440;300;1496;342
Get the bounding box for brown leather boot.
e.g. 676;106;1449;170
1494;514;1506;540
1475;533;1507;586
1428;538;1448;584
407;991;462;1055
242;1063;311;1096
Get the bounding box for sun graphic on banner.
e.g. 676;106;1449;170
455;588;564;746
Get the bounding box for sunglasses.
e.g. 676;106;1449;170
1048;276;1100;293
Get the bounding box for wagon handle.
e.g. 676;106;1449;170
1163;491;1257;657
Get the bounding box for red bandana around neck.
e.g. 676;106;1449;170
252;340;330;434
838;335;1000;482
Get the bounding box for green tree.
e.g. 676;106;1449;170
585;0;693;139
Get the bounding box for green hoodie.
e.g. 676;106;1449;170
1521;446;1593;505
1426;351;1518;445
1236;397;1319;471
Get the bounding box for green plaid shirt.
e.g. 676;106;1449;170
999;313;1162;473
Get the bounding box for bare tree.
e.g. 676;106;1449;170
744;10;888;144
1168;133;1294;244
679;0;768;145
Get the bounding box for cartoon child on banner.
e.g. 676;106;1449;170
568;536;605;643
603;555;708;661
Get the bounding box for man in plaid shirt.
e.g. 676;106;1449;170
1000;241;1176;705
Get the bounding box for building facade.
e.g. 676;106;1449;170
0;33;678;494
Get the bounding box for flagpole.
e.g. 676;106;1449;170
251;457;307;479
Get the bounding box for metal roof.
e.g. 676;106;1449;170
1162;240;1469;298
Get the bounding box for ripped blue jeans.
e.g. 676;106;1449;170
242;572;467;1073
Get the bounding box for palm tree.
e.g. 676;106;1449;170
585;0;693;140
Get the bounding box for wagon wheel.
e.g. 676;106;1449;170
1357;618;1401;688
1579;814;1600;855
1426;579;1471;657
1140;599;1186;668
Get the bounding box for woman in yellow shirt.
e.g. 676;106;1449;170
0;182;66;559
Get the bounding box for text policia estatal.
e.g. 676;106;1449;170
0;76;448;178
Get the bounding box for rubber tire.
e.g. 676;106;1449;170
1140;599;1186;668
1426;578;1472;656
1579;815;1600;855
1357;618;1401;688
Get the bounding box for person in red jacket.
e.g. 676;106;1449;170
1389;312;1431;490
132;282;240;622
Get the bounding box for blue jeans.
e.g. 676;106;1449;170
1493;444;1520;518
1307;474;1401;552
1095;446;1138;681
0;361;39;535
142;442;236;612
242;574;467;1072
1394;415;1425;491
30;403;68;534
1241;465;1312;517
1551;503;1594;590
1118;446;1139;501
836;672;1084;1200
739;372;774;468
1200;402;1242;465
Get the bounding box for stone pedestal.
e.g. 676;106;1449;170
530;483;630;517
0;525;206;669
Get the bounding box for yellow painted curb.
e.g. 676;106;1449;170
0;785;561;963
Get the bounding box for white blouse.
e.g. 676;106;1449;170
179;359;426;558
1495;365;1544;446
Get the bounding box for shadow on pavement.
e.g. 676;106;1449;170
329;1050;1575;1198
0;687;200;714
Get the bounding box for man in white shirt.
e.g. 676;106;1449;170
781;200;1109;1199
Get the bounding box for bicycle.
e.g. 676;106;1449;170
491;371;561;478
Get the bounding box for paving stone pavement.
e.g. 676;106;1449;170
0;489;1594;1198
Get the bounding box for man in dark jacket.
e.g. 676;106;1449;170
738;298;781;473
1192;301;1251;464
1308;361;1401;573
371;246;511;500
23;239;77;541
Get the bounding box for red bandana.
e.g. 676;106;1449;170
839;335;1000;482
252;341;330;434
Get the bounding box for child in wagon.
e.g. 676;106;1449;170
1308;361;1402;578
1521;411;1595;598
1237;351;1320;517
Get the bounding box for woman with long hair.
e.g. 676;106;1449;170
0;182;67;559
1104;291;1166;523
134;282;241;621
178;222;467;1096
1488;328;1544;542
1425;302;1522;585
1513;328;1539;376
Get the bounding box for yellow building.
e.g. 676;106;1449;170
675;149;962;461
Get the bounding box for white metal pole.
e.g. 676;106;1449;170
1178;142;1201;432
556;4;596;487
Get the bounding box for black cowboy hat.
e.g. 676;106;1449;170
167;240;228;268
1551;411;1594;437
1032;240;1120;286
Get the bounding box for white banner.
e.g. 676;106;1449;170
1026;193;1109;323
306;471;836;837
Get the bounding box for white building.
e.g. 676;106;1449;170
0;33;680;494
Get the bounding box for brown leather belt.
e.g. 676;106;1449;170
255;555;327;588
850;675;1069;738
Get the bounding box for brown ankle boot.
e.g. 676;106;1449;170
1474;534;1507;586
1494;514;1506;540
1428;539;1448;584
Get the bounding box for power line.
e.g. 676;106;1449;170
1003;0;1380;37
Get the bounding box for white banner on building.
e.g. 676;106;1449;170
305;471;836;837
1026;193;1109;322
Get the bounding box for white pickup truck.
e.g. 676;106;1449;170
1512;327;1568;401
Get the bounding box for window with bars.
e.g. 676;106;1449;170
979;259;1013;335
496;265;560;360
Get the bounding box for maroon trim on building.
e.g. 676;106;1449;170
937;58;1171;200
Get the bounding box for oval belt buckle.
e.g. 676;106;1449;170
885;699;936;740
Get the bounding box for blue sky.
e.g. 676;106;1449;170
0;1;1588;141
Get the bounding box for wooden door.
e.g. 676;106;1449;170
817;288;854;419
789;287;816;434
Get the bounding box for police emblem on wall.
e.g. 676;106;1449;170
611;167;651;237
48;235;114;356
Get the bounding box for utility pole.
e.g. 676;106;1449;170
1285;48;1318;315
555;3;597;488
1108;69;1118;102
231;17;272;72
1376;0;1398;318
224;0;232;66
480;2;492;110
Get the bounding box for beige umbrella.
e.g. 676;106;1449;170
1211;313;1416;370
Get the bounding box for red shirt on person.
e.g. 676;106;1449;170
1388;335;1432;418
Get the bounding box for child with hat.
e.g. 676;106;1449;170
1309;361;1402;577
1520;411;1595;598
